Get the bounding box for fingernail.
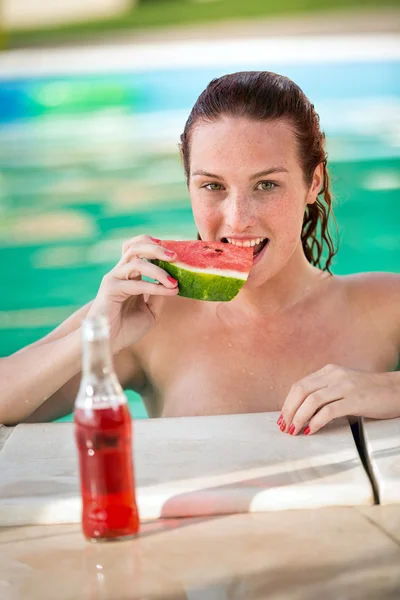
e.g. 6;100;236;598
288;424;295;435
150;237;161;243
167;276;178;285
280;421;286;432
165;250;176;258
303;426;311;435
277;414;283;426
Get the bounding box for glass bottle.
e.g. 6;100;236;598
74;315;140;542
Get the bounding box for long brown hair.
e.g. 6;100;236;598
180;71;338;272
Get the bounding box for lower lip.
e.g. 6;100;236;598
252;240;269;266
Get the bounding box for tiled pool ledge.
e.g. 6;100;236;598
1;506;400;599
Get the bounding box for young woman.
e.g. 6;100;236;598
1;71;399;432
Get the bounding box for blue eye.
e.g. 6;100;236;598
258;181;276;191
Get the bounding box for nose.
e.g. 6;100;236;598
224;191;256;232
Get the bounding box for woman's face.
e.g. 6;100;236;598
188;116;322;285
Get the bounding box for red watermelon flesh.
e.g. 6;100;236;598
152;240;253;302
160;240;253;273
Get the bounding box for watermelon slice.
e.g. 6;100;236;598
152;240;253;302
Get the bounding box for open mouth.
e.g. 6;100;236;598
221;237;269;257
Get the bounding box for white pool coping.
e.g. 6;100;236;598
0;34;399;79
0;414;374;526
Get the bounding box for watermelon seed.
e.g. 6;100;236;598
215;249;223;253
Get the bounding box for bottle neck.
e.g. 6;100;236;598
76;315;126;410
82;336;114;379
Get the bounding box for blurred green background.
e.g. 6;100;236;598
0;0;399;420
3;0;399;48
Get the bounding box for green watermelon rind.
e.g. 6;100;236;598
152;259;246;302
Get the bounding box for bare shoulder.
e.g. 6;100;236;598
335;271;400;338
337;271;400;302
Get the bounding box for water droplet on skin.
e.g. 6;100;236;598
228;342;233;347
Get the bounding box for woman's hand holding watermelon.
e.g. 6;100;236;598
87;234;179;354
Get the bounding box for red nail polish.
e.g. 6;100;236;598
277;414;283;426
165;250;176;258
288;424;295;435
167;276;178;285
304;426;311;435
150;237;161;243
280;421;286;432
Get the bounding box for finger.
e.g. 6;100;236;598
279;364;340;432
279;377;328;432
121;234;160;256
119;242;177;266
113;258;178;288
305;399;350;435
118;279;179;297
288;384;345;436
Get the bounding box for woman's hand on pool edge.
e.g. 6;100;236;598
278;365;400;435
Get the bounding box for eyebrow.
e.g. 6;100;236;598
191;167;289;179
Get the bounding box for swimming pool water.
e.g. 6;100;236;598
0;42;399;419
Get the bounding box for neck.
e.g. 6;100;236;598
219;243;330;321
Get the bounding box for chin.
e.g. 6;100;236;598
245;267;274;287
248;255;288;286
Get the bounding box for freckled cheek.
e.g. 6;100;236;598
267;197;305;246
192;201;223;235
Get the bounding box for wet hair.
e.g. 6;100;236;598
179;71;338;272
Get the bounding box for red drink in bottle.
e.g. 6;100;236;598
74;315;139;542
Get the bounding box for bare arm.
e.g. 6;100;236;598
0;302;89;425
0;235;179;425
0;302;142;425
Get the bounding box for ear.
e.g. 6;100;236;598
307;162;324;206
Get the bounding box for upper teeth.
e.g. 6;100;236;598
225;237;266;247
